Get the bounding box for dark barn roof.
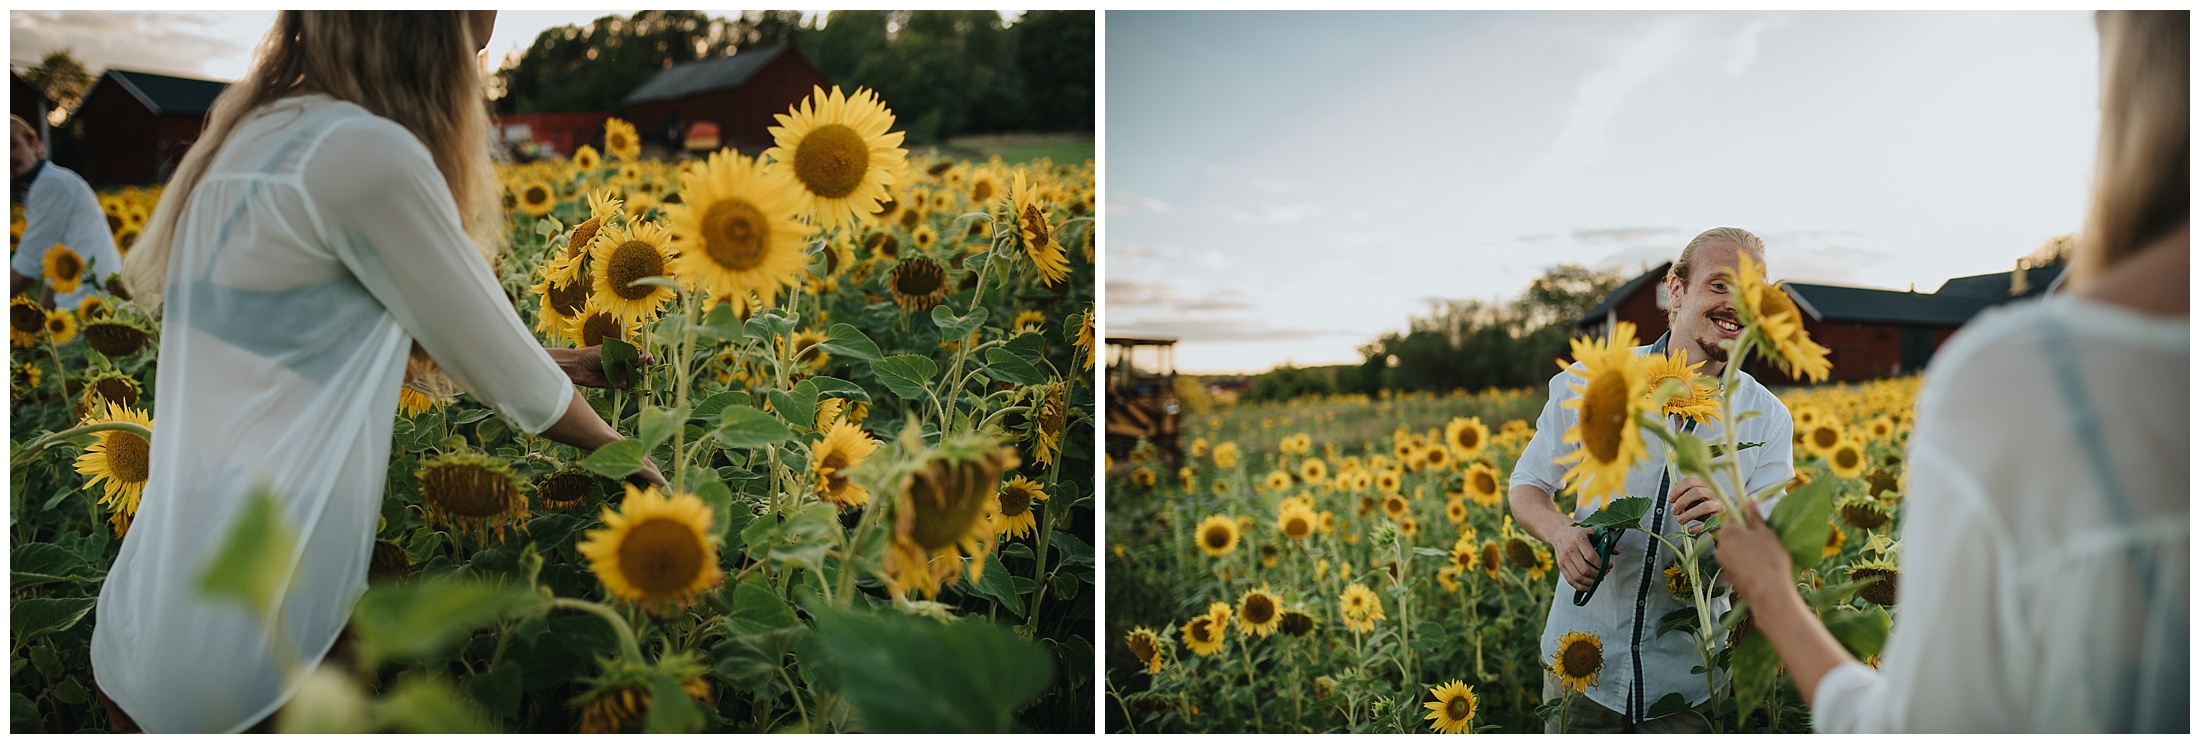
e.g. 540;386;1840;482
1574;261;1670;329
103;69;228;116
1934;263;2067;301
625;44;794;105
1784;283;1993;327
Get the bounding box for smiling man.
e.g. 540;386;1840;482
1508;226;1798;732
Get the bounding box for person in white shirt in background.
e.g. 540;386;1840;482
1715;9;2187;734
1510;227;1796;733
11;114;125;310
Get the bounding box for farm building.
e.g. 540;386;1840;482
490;111;611;160
622;43;831;154
75;69;227;185
1575;260;2065;384
12;72;47;137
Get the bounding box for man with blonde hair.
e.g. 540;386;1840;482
11;114;123;309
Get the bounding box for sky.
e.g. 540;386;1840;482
1106;11;2103;374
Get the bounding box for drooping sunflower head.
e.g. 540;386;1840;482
602;117;641;161
535;467;602;513
1551;629;1605;695
417;451;529;545
1555;321;1651;510
1848;556;1901;607
1007;171;1069;286
43;243;85;294
1278;609;1316;637
811;419;881;509
663;149;810;309
11;296;46;347
1726;252;1832;382
1444;416;1489;461
81;316;152;358
77;369;143;415
74;400;153;537
1837;494;1892;530
884;436;1018;598
887;257;950;312
1423;680;1479;734
764;85;908;229
1125;627;1166;674
1479;541;1505;580
1237;587;1282;637
1195;514;1240;557
588;219;679;322
991;474;1048;539
577;484;723;613
1505;535;1538;570
1032;381;1068;467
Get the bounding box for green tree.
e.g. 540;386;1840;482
22;49;93;126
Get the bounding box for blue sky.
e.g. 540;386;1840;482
1106;10;2101;373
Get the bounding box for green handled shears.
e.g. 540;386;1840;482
1570;526;1625;606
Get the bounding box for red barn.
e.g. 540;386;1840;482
76;69;227;185
621;43;831;155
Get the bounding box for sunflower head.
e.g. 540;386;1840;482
1838;494;1892;530
811;420;881;509
991;475;1048;539
1827;439;1868;480
11;296;46;347
1643;349;1720;424
887;257;950;312
43;308;77;344
81;316;152;358
1848;556;1901;607
1125;627;1166;674
1237;587;1282;637
1551;630;1605;695
764;85;908;229
578;484;723;613
589;219;679;322
42;243;85;294
1725;252;1832;382
884;434;1018;598
663;149;810;309
74;400;153;537
1338;582;1386;633
535;467;602;513
1423;680;1479;734
1277;499;1317;540
516;179;557;217
1006;171;1069;286
1180;611;1226;657
1555;321;1652;510
1194;514;1240;557
1444;416;1489;461
417;451;529;544
602;117;641;161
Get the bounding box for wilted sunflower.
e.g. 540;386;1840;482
515;179;556;217
43;243;85;294
764;85;907;229
1031;381;1068;467
578;484;722;613
883;440;1017;598
574;655;714;734
1444;416;1489;461
589;219;679;321
535;467;601;512
1828;439;1868;480
1072;307;1095;371
1849;556;1900;607
1181;611;1227;657
887;257;949;312
1194;514;1239;557
1005;171;1069;286
1338;582;1385;633
76;369;143;414
1555;321;1651;510
417;451;529;544
1277;499;1317;540
43;308;78;344
663;150;810;309
1643;349;1719;424
602;117;640;161
811;420;880;509
565;297;628;349
75;401;153;537
992;475;1048;539
1423;680;1479;734
1237;587;1282;637
11;296;46;347
1838;494;1892;530
1727;252;1832;382
1125;627;1166;674
1551;630;1605;695
81;316;151;358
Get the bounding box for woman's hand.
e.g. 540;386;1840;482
1712;497;1794;603
549;346;655;389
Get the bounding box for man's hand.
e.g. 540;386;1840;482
1553;524;1609;593
1712;497;1792;604
1667;476;1724;534
551;346;654;390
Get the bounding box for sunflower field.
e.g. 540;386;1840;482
1103;369;1917;733
11;87;1095;733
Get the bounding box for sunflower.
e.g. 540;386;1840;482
11;296;46;347
1181;609;1227;657
969;170;1003;206
811;420;880;509
1727;252;1832;382
1848;556;1900;607
589;219;679;321
1211;442;1241;470
1421;444;1452;471
1528;545;1555;581
417;451;529;544
1450;535;1480;573
911;223;939;251
1338;582;1385;633
1032;381;1068;467
1278;609;1316;637
992;475;1048;539
542;189;623;285
781;328;831;372
1423;680;1479;734
1463;461;1505;508
1827;438;1867;480
39;308;78;344
1005;171;1069;286
81;317;151;358
1824;522;1847;559
1380;493;1409;521
535;467;602;513
1073;307;1095;371
1804;420;1845;458
533;265;595;340
565;298;628;348
1436;564;1465;592
1444;417;1489;461
42;243;85;294
13;362;42;392
764;85;907;229
1131;467;1157;487
1277;499;1317;540
1262;469;1291;493
1643;349;1719;424
883;440;1017;598
1125;627;1166;674
1318;511;1337;534
887;257;949;312
77;369;143;412
1479;541;1504;580
1550;630;1605;695
572;144;602;173
1837;494;1892;530
1237;587;1283;637
515;179;556;217
1011;309;1045;335
1555;321;1652;510
1194;514;1240;557
578;484;722;613
602;117;640;161
1444;498;1468;524
1375;469;1402;494
75;401;152;537
663;150;810;309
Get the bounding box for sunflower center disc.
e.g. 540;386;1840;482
55;253;82;281
973;180;994;204
618;518;706;595
569;218;601;258
549;276;592;316
608;241;666;300
1581;368;1628;462
525;185;549;205
894;261;943;296
1813;427;1839;449
1837;449;1860;469
107;431;151;483
1457;430;1479;450
701;198;770;272
12;304;42;334
1447;696;1470;721
1474;471;1497;495
1020;204;1050;246
1285;516;1310;539
793;124;869;199
1203;526;1230;550
1507;538;1537;568
1191;619;1214;643
998;485;1032;517
1243;594;1275;624
1563;640;1602;677
95;378;140;408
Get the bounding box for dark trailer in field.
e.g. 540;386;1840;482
1105;335;1182;466
621;43;831;155
75;69;227;185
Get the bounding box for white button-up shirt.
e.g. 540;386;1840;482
12;160;124;310
1511;333;1795;721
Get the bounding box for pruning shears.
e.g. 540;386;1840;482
1570;526;1625;607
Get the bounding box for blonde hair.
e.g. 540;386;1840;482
2069;10;2188;289
123;11;500;310
1668;227;1765;286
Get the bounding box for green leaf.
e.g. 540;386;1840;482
764;380;819;430
1574;497;1653;530
712;406;794;449
805;375;872;404
870;355;938;401
637;405;688;452
599;337;641;389
1050;531;1095;568
810;608;1053;733
1646;692;1692;720
1767;475;1835;573
450;408;493;425
724;576;800;636
11;597;97;645
690;391;749;423
351;578;539;668
1000;332;1047;366
694;478;735;541
535;217;562;238
968;555;1023;615
744;309;796;341
813;323;883;363
11;692;40;734
1654;605;1699;640
643;672;707;734
1732;628;1780;722
579;439;648;481
463;663;523;720
694;302;746;343
931;305;989;342
1708;441;1767;458
375;674;500;734
12;543;103;589
766;502;839;572
981;348;1046;385
1825;605;1893;659
712;626;805;690
196;489;299;618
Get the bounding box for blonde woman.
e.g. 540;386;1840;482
93;11;660;733
1716;10;2187;733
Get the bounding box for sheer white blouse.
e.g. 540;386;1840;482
90;95;573;733
1811;295;2188;733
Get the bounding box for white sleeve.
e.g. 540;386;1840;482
1509;367;1579;497
13;171;66;279
300;117;573;434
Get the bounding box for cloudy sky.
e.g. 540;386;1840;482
1107;11;2102;374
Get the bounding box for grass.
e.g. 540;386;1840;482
935;133;1094;166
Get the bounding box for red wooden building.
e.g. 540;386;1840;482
76;69;227;185
1576;261;2065;384
621;43;831;155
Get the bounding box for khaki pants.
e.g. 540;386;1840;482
1541;674;1717;734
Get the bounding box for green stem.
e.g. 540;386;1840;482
833;496;885;608
11;420;153;468
776;663;811;731
550;597;645;663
